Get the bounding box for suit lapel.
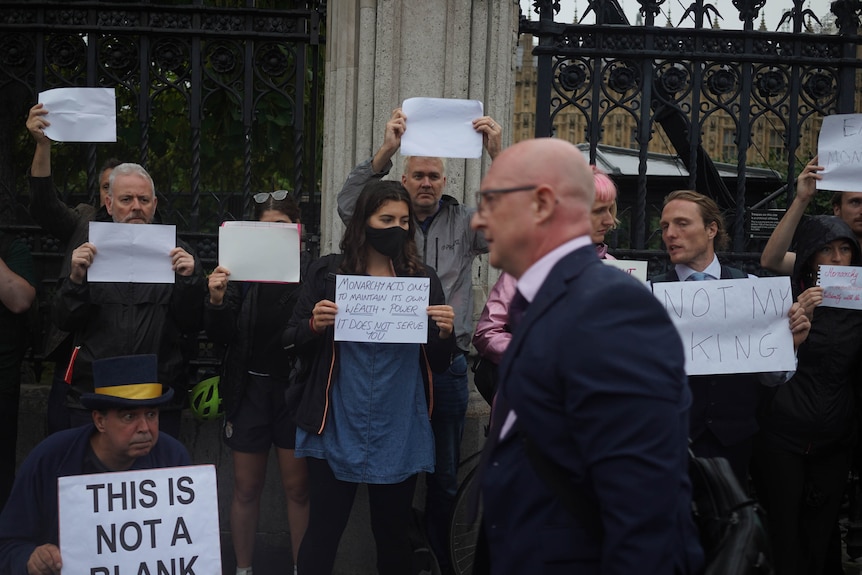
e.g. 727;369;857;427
497;246;599;395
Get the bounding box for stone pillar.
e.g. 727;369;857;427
321;0;519;257
318;1;518;573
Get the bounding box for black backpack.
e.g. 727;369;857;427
521;431;774;575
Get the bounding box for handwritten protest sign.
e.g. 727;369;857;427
652;276;796;375
817;264;862;310
334;275;430;343
59;465;221;575
602;259;648;282
818;114;862;192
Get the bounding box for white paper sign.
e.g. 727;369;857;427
88;221;176;283
219;221;301;282
652;276;797;375
602;259;648;282
58;465;221;575
334;275;430;343
817;264;862;310
38;87;117;143
817;114;862;192
400;97;484;158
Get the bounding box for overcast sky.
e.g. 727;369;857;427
519;0;834;31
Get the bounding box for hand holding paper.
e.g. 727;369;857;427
334;275;430;343
38;88;117;143
87;221;177;283
400;97;484;159
816;264;862;310
652;276;796;375
817;114;862;192
427;304;455;339
218;221;301;283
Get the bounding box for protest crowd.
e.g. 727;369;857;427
2;93;862;575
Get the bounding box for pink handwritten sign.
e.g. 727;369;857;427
818;265;862;310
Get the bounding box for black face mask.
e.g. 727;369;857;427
365;225;408;259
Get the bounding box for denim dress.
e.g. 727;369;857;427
295;340;435;484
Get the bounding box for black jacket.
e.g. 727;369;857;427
760;215;862;453
52;238;206;407
282;254;455;435
30;175;113;360
652;265;762;447
204;252;309;418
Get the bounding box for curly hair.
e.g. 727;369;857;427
339;180;424;276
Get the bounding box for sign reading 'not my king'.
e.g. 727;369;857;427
58;465;221;575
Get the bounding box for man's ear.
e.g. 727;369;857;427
91;410;106;432
104;194;114;216
706;220;718;240
533;185;557;223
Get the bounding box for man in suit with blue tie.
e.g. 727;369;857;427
470;138;704;574
652;190;810;484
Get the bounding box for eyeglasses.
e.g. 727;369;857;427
253;190;290;203
475;184;536;214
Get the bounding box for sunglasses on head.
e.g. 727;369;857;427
253;190;290;203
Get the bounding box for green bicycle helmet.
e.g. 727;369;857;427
189;375;223;421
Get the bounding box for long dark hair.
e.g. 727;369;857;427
339;180;424;276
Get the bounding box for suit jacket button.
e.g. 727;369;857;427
492;461;499;467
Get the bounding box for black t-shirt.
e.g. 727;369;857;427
248;283;301;377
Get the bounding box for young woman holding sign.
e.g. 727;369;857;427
204;191;309;575
282;180;455;575
753;214;862;575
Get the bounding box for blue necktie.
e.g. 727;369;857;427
686;271;712;281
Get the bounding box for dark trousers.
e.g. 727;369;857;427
425;353;469;575
0;360;22;512
297;457;418;575
751;440;851;575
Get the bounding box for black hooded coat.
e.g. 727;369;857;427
758;215;862;453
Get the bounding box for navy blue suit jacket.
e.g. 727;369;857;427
480;246;704;575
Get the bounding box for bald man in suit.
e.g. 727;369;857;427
470;138;703;574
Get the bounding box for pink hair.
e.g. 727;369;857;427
592;165;617;203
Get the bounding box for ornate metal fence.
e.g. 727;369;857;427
520;0;862;254
2;0;324;232
0;0;325;375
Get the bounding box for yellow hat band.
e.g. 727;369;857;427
96;383;163;400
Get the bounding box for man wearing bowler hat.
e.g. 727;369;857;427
0;354;191;575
